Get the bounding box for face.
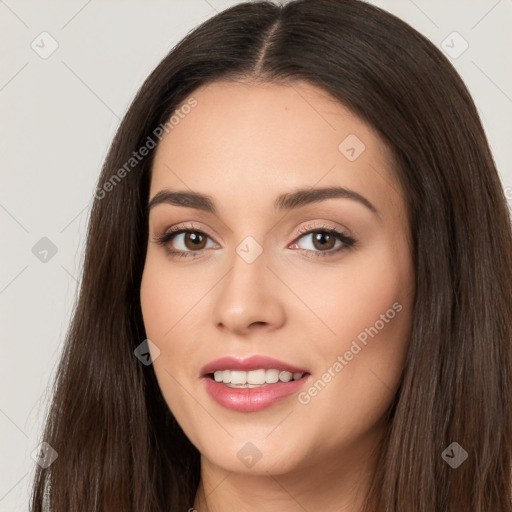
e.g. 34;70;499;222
140;80;415;477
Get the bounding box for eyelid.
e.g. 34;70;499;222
293;221;352;239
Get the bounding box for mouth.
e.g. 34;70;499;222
200;355;311;412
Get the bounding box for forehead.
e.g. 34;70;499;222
150;80;402;216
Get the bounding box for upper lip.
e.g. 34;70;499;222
200;355;309;377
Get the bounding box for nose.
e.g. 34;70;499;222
212;248;286;336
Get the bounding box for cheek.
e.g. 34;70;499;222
296;244;413;434
139;261;191;387
139;263;196;421
300;243;412;347
140;255;204;340
304;301;410;447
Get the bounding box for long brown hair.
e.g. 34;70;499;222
30;1;512;510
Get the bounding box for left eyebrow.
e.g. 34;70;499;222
147;186;379;217
274;186;379;217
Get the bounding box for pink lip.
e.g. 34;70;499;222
200;355;310;412
200;355;308;376
203;376;310;412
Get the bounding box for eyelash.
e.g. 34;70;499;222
153;222;356;260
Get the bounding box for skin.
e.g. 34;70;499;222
140;80;415;512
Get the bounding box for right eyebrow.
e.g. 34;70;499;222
148;189;216;213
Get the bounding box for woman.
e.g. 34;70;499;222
30;0;512;511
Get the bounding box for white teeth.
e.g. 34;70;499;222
247;369;266;385
279;371;293;382
212;369;304;387
230;370;246;385
266;369;279;383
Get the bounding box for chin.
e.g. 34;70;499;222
199;437;308;476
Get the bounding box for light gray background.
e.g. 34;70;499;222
1;0;511;510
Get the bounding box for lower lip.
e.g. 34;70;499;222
203;375;309;412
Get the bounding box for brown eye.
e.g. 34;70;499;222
154;227;217;258
311;231;336;251
290;225;356;258
183;231;207;250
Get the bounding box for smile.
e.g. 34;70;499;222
211;369;305;387
200;355;311;412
